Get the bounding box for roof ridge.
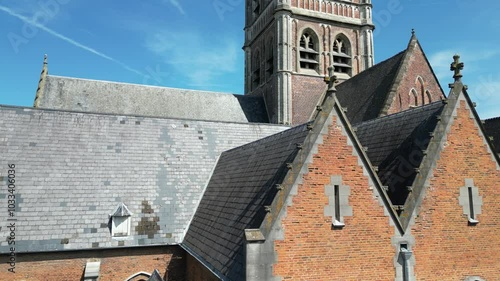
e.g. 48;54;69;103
0;104;288;127
47;75;239;96
355;101;445;127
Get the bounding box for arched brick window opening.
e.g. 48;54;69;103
426;90;432;103
416;76;425;104
410;88;418;107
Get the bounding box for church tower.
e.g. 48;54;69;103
244;0;375;125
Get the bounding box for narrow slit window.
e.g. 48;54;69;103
334;185;341;222
459;180;482;225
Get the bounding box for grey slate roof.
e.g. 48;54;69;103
355;101;445;205
337;51;405;125
0;105;288;254
183;123;310;280
483;117;500;154
36;75;269;123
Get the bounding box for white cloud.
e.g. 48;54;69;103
144;29;239;88
0;4;145;77
165;0;185;15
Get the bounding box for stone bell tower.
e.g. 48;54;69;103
244;0;375;125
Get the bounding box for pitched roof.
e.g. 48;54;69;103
36;75;269;123
336;51;405;124
483;117;500;153
183;123;310;280
0;105;288;254
355;101;445;205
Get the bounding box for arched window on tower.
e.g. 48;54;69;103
266;38;274;79
252;50;261;90
299;31;319;72
332;35;352;76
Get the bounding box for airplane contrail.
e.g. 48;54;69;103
0;5;146;77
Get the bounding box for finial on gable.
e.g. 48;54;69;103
34;54;49;108
450;54;464;83
411;28;415;36
326;66;337;95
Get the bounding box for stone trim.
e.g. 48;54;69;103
324;175;352;227
459;178;483;224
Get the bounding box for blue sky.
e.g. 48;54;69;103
1;0;500;118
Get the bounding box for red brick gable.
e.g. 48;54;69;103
384;36;446;116
273;102;397;280
411;94;500;280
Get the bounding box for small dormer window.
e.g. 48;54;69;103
110;203;132;237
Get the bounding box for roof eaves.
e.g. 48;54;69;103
180;244;228;281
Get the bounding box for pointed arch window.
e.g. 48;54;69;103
410;89;418;107
252;50;261;90
426;90;432;103
266;38;274;79
332;36;352;75
299;32;319;72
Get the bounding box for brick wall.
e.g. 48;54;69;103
411;100;500;280
185;254;219;281
387;43;444;115
273;114;395;280
0;246;185;281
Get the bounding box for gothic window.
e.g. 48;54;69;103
299;31;319;72
459;179;483;225
252;50;261;90
109;202;132;237
410;89;418;107
426;90;432;103
416;76;425;104
266;38;274;79
332;35;352;76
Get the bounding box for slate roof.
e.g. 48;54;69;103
355;101;445;205
0;105;288;254
183;123;311;280
36;75;269;123
336;51;405;125
483;117;500;153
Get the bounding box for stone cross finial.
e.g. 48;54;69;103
44;54;48;64
450;54;464;82
327;66;337;93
